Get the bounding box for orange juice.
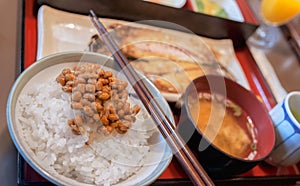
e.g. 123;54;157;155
261;0;300;25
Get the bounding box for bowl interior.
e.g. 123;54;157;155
184;75;275;160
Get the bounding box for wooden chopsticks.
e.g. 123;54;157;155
89;10;214;186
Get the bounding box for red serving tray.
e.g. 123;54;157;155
19;0;300;185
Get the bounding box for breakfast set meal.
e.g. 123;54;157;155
6;9;279;185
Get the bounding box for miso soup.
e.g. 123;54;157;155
189;92;257;159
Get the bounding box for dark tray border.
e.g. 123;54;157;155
18;154;300;186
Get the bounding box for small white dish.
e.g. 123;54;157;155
143;0;187;8
188;0;244;22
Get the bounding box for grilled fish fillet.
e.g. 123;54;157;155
89;23;235;95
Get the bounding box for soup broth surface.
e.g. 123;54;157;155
190;92;257;159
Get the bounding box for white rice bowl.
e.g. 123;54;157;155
7;52;174;186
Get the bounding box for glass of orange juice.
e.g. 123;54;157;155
248;0;300;48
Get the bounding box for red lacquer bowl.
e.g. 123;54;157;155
177;75;276;178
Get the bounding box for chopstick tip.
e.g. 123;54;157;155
89;10;96;17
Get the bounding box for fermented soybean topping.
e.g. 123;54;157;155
56;63;140;143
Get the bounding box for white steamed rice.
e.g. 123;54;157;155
16;79;159;185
